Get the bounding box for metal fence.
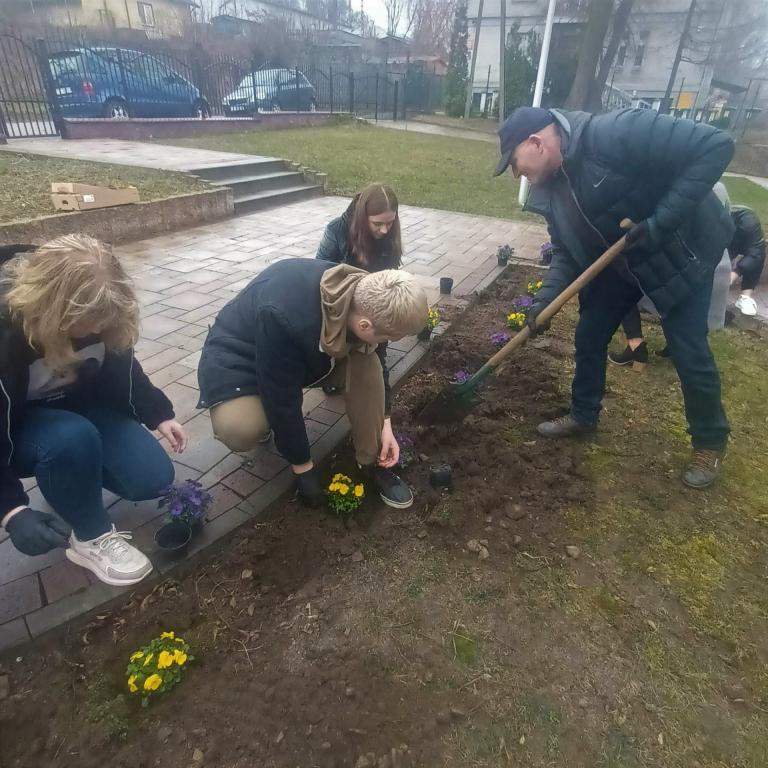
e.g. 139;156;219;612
0;28;446;139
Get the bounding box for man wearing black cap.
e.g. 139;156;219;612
495;106;734;488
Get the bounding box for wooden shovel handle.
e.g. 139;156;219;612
483;219;633;371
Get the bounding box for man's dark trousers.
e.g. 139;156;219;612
570;267;730;451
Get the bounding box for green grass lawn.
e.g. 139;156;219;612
159;122;531;221
0;152;208;224
722;176;768;224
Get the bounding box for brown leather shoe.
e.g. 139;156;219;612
537;414;596;439
682;449;725;489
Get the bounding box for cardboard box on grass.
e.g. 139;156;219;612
51;182;140;212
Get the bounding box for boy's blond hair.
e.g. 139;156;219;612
353;269;428;336
2;234;139;369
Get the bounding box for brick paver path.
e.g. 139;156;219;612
0;137;267;170
0;195;545;650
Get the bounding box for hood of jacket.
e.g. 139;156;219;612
319;263;376;359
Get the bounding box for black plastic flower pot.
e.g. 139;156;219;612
417;326;432;342
429;463;453;492
497;254;509;266
154;519;192;556
439;277;453;295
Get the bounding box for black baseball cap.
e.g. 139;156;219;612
494;107;554;176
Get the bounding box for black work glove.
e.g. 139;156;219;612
525;305;551;339
294;467;324;508
6;508;71;556
623;220;662;256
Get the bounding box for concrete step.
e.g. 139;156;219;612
211;171;306;197
191;158;287;182
233;184;324;214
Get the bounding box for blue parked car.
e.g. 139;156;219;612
48;47;209;119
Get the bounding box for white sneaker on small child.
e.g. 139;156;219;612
735;294;758;316
66;525;153;586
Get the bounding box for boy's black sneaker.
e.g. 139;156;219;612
360;465;413;509
608;341;648;369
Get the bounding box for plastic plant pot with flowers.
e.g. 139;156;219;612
418;307;440;341
154;479;212;556
497;244;514;266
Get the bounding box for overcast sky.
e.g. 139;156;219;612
353;0;391;33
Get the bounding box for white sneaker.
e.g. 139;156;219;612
735;294;758;316
66;525;153;586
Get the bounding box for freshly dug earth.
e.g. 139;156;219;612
1;267;767;768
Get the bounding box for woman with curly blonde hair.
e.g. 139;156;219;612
0;235;187;586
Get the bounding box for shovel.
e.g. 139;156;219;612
418;221;632;425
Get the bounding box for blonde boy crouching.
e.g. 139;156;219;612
197;259;427;508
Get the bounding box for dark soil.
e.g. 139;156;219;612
2;267;764;768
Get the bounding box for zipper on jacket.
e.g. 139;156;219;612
561;165;610;250
308;355;335;388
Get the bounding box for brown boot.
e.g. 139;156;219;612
682;449;724;489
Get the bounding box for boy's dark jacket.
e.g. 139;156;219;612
0;245;174;520
525;108;735;315
197;259;383;466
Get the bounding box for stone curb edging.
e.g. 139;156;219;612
0;188;234;247
0;258;516;654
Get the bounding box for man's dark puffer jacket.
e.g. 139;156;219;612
526;108;735;316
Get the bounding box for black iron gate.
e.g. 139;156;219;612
0;34;60;138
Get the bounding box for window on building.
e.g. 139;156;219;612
616;42;627;68
137;2;155;27
633;32;648;68
98;9;114;27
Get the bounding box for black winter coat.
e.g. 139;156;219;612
0;247;174;520
729;206;766;278
526;109;735;316
197;259;354;466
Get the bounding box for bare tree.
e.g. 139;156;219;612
384;0;406;35
410;0;456;58
565;0;614;109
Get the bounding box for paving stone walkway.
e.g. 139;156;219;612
0;195;545;651
0;137;268;170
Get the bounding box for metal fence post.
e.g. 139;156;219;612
329;66;334;114
374;73;379;121
114;47;131;116
250;57;259;119
295;66;299;112
349;72;354;114
393;80;398;122
34;38;65;136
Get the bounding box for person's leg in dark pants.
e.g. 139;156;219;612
661;279;730;487
539;270;641;437
11;408;114;541
608;303;651;367
82;406;175;501
571;272;643;425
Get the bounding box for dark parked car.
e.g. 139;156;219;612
48;47;209;119
222;68;316;114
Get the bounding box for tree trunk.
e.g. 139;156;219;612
587;0;635;112
565;0;614;110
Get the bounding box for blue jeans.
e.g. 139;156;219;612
10;406;175;541
571;269;730;451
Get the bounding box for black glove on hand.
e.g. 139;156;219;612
525;305;551;339
6;508;71;556
294;467;324;508
624;220;660;256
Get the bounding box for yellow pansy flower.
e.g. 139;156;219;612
143;653;154;666
157;650;174;669
174;637;185;643
338;484;349;495
160;631;175;640
130;651;144;662
354;484;364;498
143;674;162;691
127;675;138;693
328;482;339;492
174;650;188;666
332;473;343;483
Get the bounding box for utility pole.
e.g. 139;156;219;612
498;0;506;126
661;0;697;114
518;0;557;206
465;0;484;119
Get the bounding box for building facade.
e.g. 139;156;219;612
466;0;748;118
8;0;196;37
